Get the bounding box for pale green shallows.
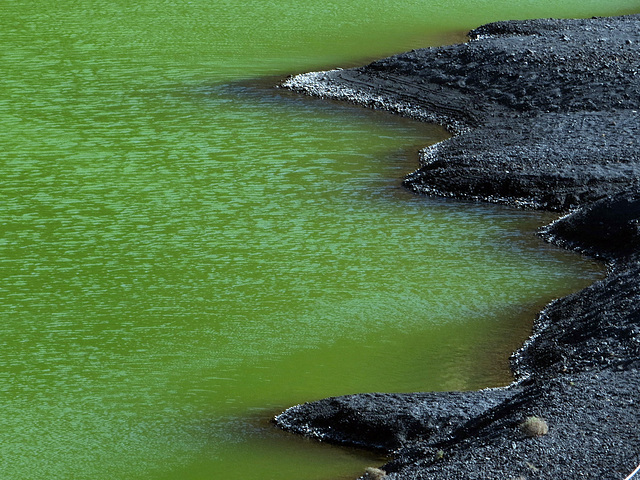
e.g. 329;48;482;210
1;1;634;479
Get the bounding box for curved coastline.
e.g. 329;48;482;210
273;14;640;479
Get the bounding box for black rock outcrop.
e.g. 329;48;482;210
275;14;640;480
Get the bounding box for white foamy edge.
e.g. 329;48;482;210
282;70;469;134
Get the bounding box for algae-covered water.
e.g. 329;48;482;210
1;1;637;479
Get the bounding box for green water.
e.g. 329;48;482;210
1;1;637;479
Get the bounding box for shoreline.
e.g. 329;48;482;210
274;14;640;479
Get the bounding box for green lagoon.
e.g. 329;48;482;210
1;1;637;479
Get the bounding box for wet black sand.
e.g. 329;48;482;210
274;14;640;480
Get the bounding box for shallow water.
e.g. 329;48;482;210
1;1;637;479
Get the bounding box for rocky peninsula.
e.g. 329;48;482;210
273;14;640;480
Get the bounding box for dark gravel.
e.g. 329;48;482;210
274;14;640;480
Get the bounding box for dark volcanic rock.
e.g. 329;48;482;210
283;14;640;211
274;389;514;452
512;260;640;380
276;13;640;480
383;370;640;480
540;191;640;261
403;110;640;211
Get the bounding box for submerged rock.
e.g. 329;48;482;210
276;13;640;480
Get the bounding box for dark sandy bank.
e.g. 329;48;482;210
274;14;640;480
